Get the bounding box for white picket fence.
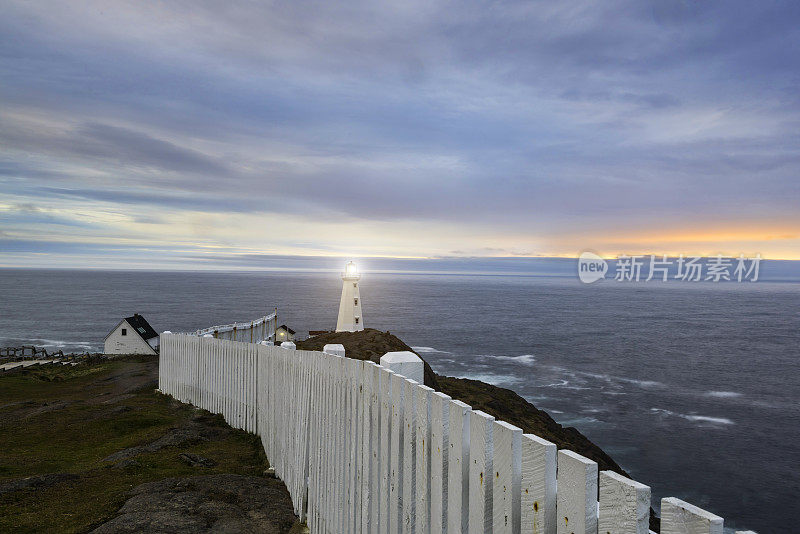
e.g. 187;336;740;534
158;333;739;534
193;312;277;343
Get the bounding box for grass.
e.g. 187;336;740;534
0;358;271;533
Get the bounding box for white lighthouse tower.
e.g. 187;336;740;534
336;261;364;332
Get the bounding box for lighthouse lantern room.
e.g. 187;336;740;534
336;261;364;332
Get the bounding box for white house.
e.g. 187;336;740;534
276;324;296;343
104;314;159;355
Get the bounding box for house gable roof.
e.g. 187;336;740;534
125;314;159;340
277;324;296;335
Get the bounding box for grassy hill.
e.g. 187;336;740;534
0;357;299;533
1;329;658;532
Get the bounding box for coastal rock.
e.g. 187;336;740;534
102;426;210;462
296;328;439;389
178;453;217;467
0;473;79;497
90;474;297;534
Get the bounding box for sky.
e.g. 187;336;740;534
1;1;799;269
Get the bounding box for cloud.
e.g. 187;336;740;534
0;1;799;265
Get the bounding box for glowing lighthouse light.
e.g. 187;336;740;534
336;261;364;332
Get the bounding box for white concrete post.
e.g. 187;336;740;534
556;450;598;534
324;343;346;357
430;392;451;534
520;433;557;534
599;470;650;534
469;410;495;534
380;351;424;385
492;420;522;534
660;497;723;534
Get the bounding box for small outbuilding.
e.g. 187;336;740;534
275;324;296;343
104;314;159;355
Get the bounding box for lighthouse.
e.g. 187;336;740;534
336;261;364;332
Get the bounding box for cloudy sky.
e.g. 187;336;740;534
1;1;799;269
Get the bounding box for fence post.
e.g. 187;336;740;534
469;410;495;534
338;353;348;531
389;372;406;534
402;378;419;533
599;470;650;534
520;433;557;534
448;399;471;534
556;450;598;534
660;497;723;534
370;363;382;533
347;358;364;532
415;384;434;534
362;361;375;534
492;420;522;534
430;391;451;534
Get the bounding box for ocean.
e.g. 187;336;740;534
1;268;798;533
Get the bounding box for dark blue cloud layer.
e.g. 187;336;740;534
1;1;799;263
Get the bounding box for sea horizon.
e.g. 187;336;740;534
3;255;800;281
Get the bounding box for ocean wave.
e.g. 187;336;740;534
487;354;536;365
411;346;451;354
705;391;743;398
538;378;590;390
650;408;734;426
619;378;663;388
581;371;664;389
540;379;570;388
453;373;523;386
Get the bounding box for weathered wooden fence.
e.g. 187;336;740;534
193;311;277;343
0;346;65;358
159;333;737;534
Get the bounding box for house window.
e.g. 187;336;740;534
121;328;127;336
355;317;360;324
354;298;358;306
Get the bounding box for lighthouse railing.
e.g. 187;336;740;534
158;333;730;534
